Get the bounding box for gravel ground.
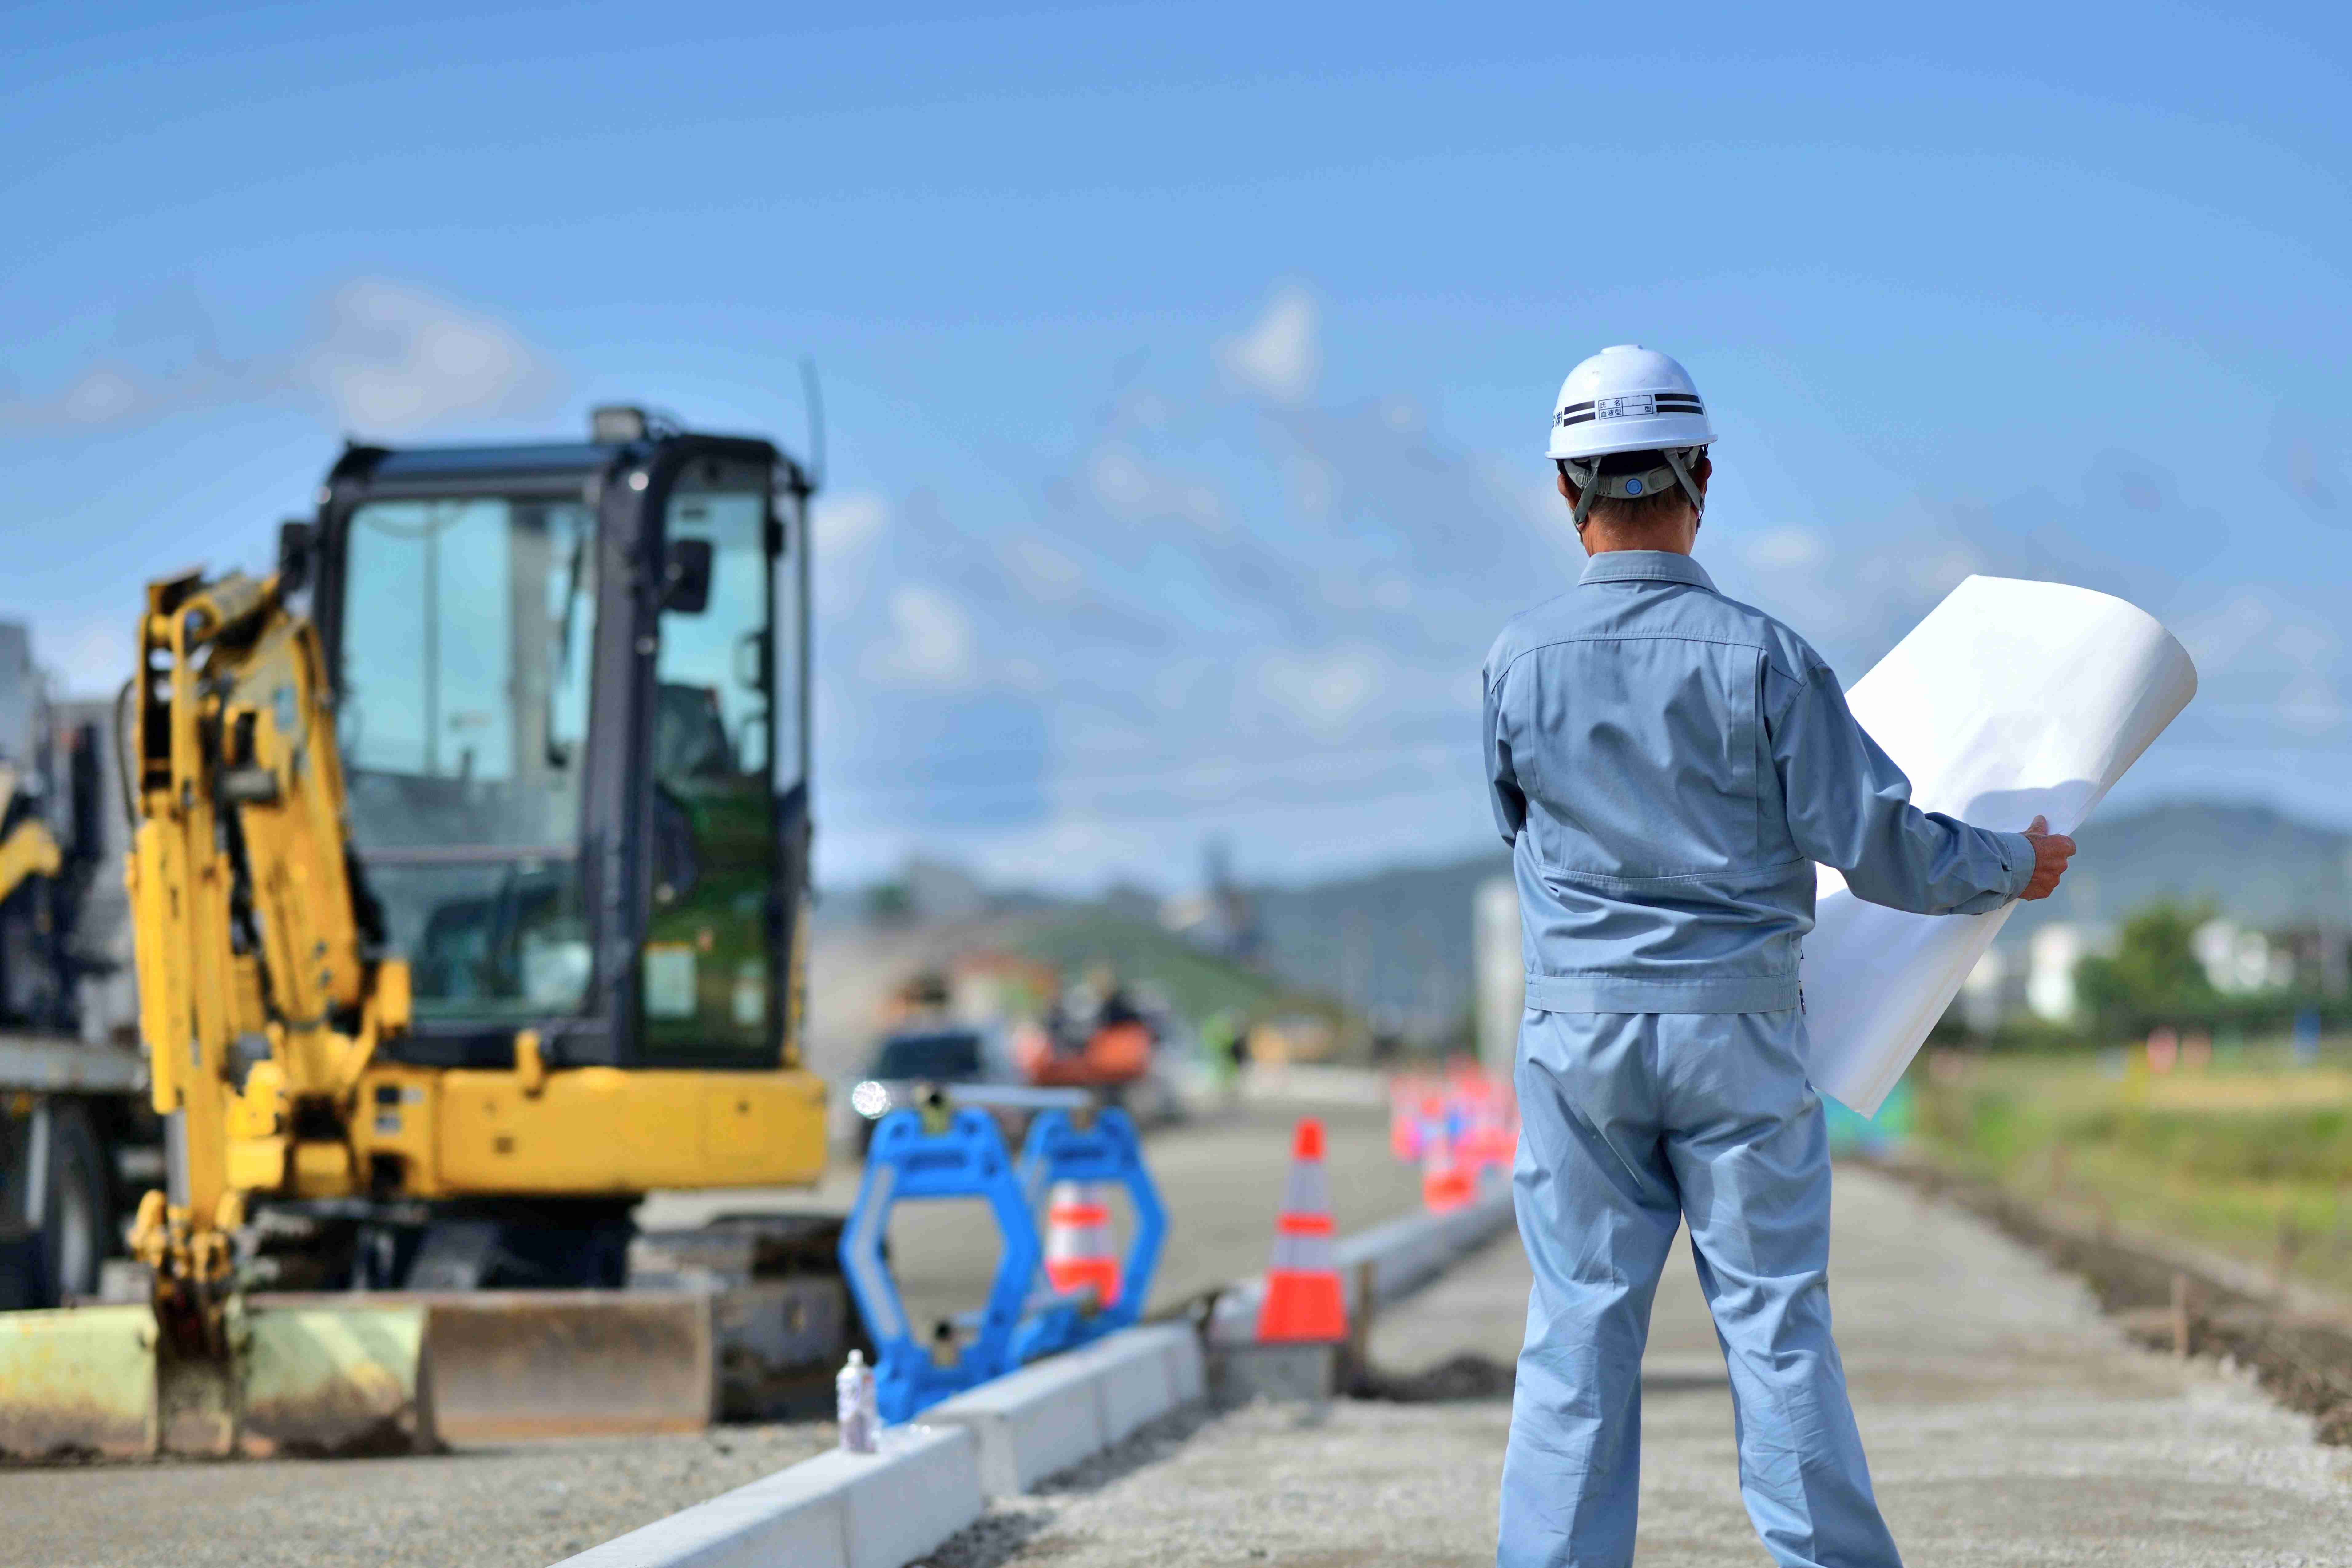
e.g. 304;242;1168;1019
928;1164;2352;1567
0;1424;834;1568
0;1101;1413;1568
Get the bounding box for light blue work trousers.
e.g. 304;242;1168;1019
1497;1008;1900;1568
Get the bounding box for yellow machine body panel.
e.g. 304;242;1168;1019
348;1062;827;1195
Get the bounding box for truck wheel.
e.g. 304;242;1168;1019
36;1101;113;1304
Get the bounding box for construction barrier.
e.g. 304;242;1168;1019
1389;1061;1517;1217
838;1103;1165;1422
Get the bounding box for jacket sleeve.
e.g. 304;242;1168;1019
1484;655;1527;848
1765;652;2034;915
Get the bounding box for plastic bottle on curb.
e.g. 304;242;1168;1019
836;1349;878;1454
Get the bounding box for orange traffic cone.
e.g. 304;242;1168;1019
1043;1181;1120;1307
1256;1117;1347;1343
1421;1128;1476;1214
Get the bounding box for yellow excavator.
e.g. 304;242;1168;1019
1;408;833;1457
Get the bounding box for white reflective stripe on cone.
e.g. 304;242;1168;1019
1280;1157;1330;1218
1045;1181;1112;1261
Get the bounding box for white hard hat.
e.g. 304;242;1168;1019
1545;345;1715;530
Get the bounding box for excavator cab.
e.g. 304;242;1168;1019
249;408;829;1289
304;408;811;1078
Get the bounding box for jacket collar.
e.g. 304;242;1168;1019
1578;549;1716;592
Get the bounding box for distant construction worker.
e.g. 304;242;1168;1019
1484;346;2074;1568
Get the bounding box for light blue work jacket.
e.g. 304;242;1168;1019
1482;550;2033;1014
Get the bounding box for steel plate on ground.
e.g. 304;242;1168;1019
426;1290;713;1441
0;1305;156;1459
250;1290;719;1443
239;1301;435;1457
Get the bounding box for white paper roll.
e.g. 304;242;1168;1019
1803;576;2198;1114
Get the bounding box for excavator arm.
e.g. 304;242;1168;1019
125;566;411;1342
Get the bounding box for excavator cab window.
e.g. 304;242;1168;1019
639;471;780;1059
339;497;598;1022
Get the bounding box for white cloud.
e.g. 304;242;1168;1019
1284;453;1335;520
1255;645;1382;738
1003;535;1086;603
1217;286;1320;405
1084;442;1229;532
304;279;559;433
1743;526;1829;572
866;584;978;688
2179;592;2273;670
813;491;888;556
2276;672;2346;736
37;617;135;700
1;278;561;439
1152;655;1214;713
811;492;889;620
61;369;142;425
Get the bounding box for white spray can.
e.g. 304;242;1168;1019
836;1349;878;1454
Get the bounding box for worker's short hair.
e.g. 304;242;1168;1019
1558;449;1707;528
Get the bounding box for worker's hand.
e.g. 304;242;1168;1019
2017;815;2076;901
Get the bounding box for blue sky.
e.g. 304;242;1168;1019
6;2;2348;890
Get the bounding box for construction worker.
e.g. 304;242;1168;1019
1484;346;2074;1568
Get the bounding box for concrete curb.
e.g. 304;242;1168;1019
547;1421;981;1568
547;1193;1509;1567
926;1322;1204;1496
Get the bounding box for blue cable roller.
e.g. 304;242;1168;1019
838;1105;1040;1423
1009;1106;1168;1364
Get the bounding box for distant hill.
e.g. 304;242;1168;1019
1244;799;2352;1041
1248;852;1509;1042
1017;910;1292;1026
2004;799;2351;939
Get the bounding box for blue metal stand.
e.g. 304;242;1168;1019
1009;1107;1167;1365
837;1101;1172;1422
838;1106;1038;1423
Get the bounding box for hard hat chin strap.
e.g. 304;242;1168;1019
1663;446;1706;526
1560;447;1708;532
1561;457;1604;531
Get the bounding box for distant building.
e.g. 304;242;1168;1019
1159;836;1260;961
2026;924;2085;1023
1958;943;2024;1034
2193;918;2296;993
1474;876;1522;1076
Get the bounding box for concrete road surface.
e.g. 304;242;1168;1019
0;1102;1410;1568
931;1164;2352;1566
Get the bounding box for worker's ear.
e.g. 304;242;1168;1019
1555;469;1576;504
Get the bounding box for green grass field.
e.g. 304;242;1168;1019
1908;1040;2352;1298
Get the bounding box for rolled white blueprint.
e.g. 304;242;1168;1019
1803;576;2197;1114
